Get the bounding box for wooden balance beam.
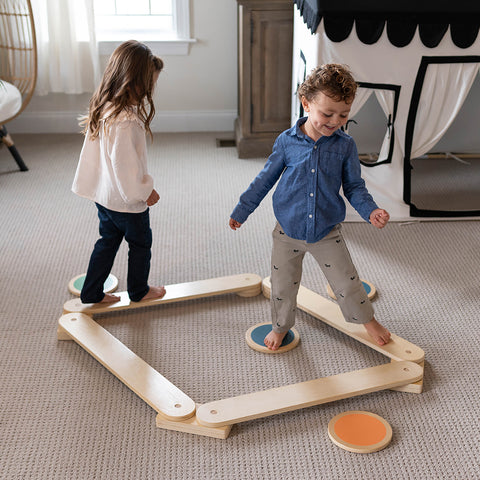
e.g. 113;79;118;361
59;313;196;421
59;313;231;438
195;361;423;427
63;274;262;315
58;274;262;340
262;277;425;393
262;277;424;364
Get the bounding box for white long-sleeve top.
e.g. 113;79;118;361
72;108;154;213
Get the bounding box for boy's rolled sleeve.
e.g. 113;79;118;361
230;137;286;224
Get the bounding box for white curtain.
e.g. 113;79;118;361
349;87;372;119
374;89;396;161
411;62;480;158
31;0;100;95
344;86;372;133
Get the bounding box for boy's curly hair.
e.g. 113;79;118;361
297;64;357;105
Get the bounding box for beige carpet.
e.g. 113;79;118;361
1;132;479;479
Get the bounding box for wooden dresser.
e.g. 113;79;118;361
236;0;294;158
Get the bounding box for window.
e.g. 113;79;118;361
93;0;195;55
348;83;400;167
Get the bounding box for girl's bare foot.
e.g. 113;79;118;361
98;293;121;303
140;286;166;301
264;330;287;351
363;318;391;346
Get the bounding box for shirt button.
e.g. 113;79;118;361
310;193;314;197
309;214;313;218
311;169;315;173
314;146;317;150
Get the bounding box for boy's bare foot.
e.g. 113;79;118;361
363;318;391;346
98;293;121;303
140;286;166;301
264;330;287;351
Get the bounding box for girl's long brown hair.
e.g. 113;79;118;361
81;40;163;139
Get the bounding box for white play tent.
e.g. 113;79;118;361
292;1;480;220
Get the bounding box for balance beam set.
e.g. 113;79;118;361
57;274;425;439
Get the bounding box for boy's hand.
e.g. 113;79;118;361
229;218;242;230
147;189;160;206
370;208;389;229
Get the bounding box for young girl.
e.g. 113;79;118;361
230;64;391;350
72;40;166;304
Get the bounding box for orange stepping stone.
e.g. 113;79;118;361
328;410;392;453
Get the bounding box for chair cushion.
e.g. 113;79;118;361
0;80;22;123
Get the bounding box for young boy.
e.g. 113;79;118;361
229;64;391;351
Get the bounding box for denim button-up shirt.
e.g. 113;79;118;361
231;117;378;243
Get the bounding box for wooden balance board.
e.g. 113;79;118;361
59;313;422;435
59;312;231;439
63;274;262;315
195;361;422;427
262;277;424;364
59;313;196;421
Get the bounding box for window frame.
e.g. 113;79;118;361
353;82;401;168
95;0;195;56
404;55;480;217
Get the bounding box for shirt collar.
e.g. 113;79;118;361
290;116;343;143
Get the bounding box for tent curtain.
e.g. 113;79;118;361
31;0;100;95
411;62;480;158
374;89;396;161
344;86;371;133
346;87;396;162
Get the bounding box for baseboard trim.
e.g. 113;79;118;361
8;110;237;133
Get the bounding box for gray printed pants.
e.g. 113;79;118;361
270;223;374;333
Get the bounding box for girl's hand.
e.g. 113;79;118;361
147;189;160;206
370;208;389;229
229;218;242;230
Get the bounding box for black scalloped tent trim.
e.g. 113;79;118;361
294;0;480;48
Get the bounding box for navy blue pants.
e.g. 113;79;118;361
81;203;152;303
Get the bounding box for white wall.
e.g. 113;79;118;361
8;0;480;154
9;0;238;134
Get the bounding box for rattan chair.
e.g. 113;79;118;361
0;0;37;171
